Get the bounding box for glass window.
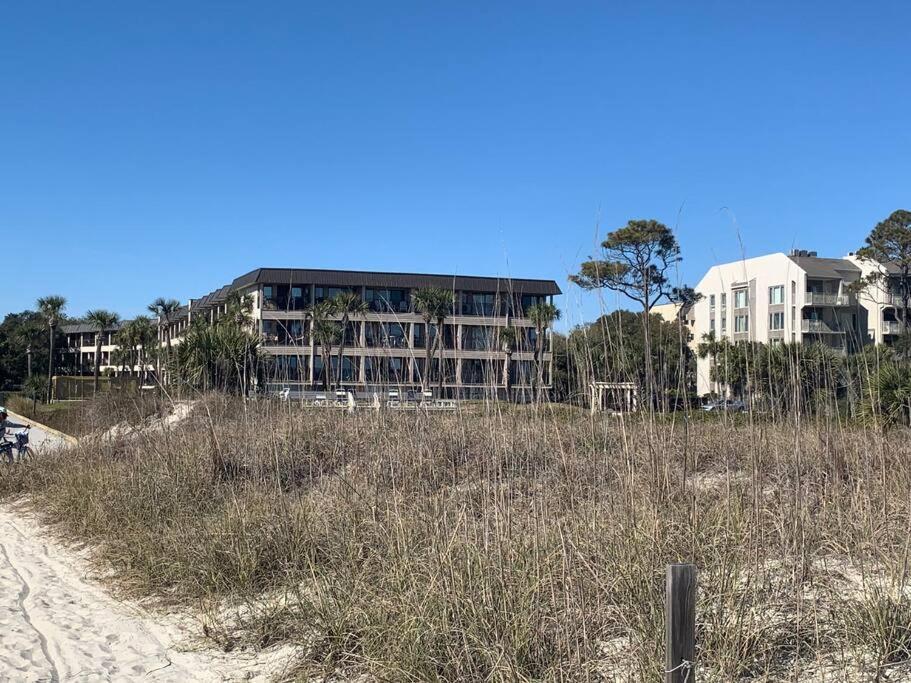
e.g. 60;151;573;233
769;312;784;331
769;285;784;305
509;360;535;385
315;285;355;304
262;285;275;309
365;322;407;348
734;314;749;333
365;288;410;313
720;314;726;333
461;292;496;316
262;320;308;345
329;355;359;383
364;357;406;383
519;295;545;317
461;358;495;384
734;290;748;308
462;325;496;350
413;323;426;349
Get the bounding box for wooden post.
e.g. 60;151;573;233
666;563;696;683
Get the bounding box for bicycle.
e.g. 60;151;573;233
1;427;32;464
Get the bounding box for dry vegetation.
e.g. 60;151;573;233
2;396;911;681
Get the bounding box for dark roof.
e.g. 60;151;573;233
229;268;562;296
61;321;128;334
787;256;861;279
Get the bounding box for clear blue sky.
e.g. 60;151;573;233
2;1;908;329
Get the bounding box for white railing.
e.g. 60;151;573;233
883;321;904;335
802;319;837;333
804;292;851;306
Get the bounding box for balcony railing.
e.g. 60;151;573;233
804;292;852;306
801;319;841;334
883;321;905;335
888;293;909;308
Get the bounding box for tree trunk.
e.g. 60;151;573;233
422;319;432;393
335;315;349;387
903;270;910;331
321;343;332;391
94;332;102;394
436;317;445;396
503;349;512;402
46;324;56;403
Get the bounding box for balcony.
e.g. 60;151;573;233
804;292;852;306
883;321;905;335
887;293;909;308
801;319;842;334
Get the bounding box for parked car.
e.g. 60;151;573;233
701;399;746;412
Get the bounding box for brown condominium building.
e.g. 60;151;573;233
155;267;561;399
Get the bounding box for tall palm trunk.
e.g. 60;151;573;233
422;318;433;393
503;349;512;402
436;316;445;395
93;332;103;393
321;342;333;391
46;324;56;402
335;314;350;387
534;328;544;402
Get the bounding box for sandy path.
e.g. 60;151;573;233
6;411;71;454
0;504;296;682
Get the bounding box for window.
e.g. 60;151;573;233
710;318;716;333
769;285;785;305
262;285;276;310
365;288;409;313
734;315;749;333
314;285;355;304
413;323;426;348
769;312;785;331
709;294;716;308
263;284;310;310
734;290;748;309
461;292;496;316
461;358;493;384
462;325;496;350
365;322;407;348
719;293;727;333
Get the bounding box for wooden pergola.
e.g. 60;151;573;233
590;381;638;414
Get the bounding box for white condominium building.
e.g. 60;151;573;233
692;250;868;396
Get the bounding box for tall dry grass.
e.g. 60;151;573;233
1;396;910;680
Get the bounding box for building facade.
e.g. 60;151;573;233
61;322;128;375
159;267;561;398
692;250;870;396
844;253;911;345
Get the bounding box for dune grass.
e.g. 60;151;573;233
1;395;909;680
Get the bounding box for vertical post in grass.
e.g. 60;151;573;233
666;563;696;683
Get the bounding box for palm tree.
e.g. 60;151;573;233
85;309;121;393
332;292;368;386
412;288;455;394
498;324;519;401
37;295;67;402
132;316;156;386
223;291;254;328
310;300;342;391
116;316;155;383
527;302;561;402
148;297;181;383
